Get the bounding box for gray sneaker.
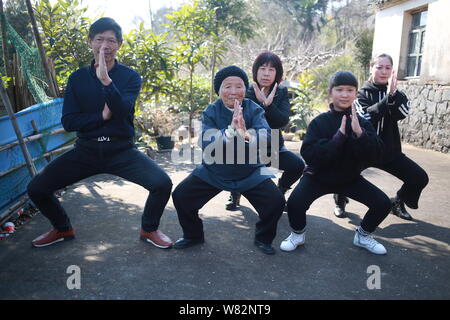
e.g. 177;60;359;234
353;231;387;255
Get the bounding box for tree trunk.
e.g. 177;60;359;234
188;66;194;145
210;44;217;103
188;112;193;146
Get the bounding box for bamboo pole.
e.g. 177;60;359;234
0;127;66;152
31;119;51;162
0;77;37;177
0;196;28;225
0;144;73;178
25;0;59;97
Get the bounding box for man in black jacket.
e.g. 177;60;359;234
27;18;173;249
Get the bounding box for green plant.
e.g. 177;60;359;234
170;75;210;128
309;54;360;102
165;1;215;141
34;0;94;89
118;23;175;108
0;75;12;88
199;0;256;102
290;71;319;131
136;105;182;137
354;29;374;80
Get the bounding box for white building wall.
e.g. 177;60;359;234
372;0;450;84
373;0;450;153
421;0;450;84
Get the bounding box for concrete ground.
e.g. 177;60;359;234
0;142;449;300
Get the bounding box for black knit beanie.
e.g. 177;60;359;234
328;70;358;90
214;65;249;95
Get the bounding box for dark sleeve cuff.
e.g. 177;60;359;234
332;130;347;145
352;127;366;139
387;92;396;104
102;81;115;92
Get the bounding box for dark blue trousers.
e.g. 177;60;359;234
27;139;172;233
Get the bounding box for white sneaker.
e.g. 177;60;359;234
280;231;305;252
353;231;387;255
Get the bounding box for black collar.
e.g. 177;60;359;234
329;103;352;116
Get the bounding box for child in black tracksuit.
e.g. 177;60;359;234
280;70;392;255
333;54;429;220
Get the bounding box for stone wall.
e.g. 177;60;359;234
397;81;450;153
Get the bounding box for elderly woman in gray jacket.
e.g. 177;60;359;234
171;65;285;255
226;51;304;211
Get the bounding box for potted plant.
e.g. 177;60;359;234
135;105;182;151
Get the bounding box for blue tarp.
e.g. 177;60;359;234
0;98;76;215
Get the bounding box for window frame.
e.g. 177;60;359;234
405;9;427;78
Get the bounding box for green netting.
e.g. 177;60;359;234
0;13;50;103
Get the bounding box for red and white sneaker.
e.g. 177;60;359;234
140;229;172;249
32;228;75;248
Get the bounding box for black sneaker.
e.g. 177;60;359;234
333;194;349;218
254;239;275;255
173;237;205;249
391;197;413;220
225;192;241;211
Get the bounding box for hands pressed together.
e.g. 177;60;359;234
339;104;363;138
231;99;251;141
253;83;278;108
96;44;113;121
388;69;397;96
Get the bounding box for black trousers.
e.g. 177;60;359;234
172;174;285;244
27;139;172;233
374;153;428;208
276;150;305;189
287;174;392;233
335;153;429;209
228;150;304;198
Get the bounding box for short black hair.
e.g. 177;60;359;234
328;70;358;90
88;17;123;42
252;51;283;87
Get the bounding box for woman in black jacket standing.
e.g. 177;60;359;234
225;51;305;210
333;54;429;220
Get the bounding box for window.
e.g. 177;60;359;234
406;10;427;77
